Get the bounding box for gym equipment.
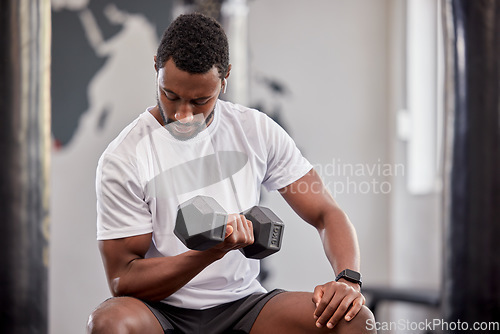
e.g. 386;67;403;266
174;196;284;259
442;0;500;323
0;1;50;332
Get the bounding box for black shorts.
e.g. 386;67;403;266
141;289;285;334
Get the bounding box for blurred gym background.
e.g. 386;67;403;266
1;0;499;333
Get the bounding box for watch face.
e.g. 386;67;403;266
345;269;361;281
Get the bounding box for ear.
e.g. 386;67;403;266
154;55;158;72
224;64;232;79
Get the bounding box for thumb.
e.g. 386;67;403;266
312;285;324;305
225;224;234;238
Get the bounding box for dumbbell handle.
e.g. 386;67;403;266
174;196;284;259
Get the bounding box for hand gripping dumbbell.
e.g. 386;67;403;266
174;195;284;259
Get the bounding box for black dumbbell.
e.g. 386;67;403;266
174;195;284;259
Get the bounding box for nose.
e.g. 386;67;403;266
174;103;194;124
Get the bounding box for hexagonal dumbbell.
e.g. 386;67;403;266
174;195;284;259
174;196;228;251
239;206;285;259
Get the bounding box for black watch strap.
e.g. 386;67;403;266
335;269;362;287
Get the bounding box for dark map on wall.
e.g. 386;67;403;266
51;0;174;147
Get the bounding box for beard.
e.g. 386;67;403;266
157;96;215;141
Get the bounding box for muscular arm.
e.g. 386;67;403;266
99;213;253;301
99;233;224;301
278;168;360;276
279;168;365;328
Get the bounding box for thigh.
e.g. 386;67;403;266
87;297;164;334
250;291;374;334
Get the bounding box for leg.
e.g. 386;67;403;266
87;297;164;334
250;292;375;334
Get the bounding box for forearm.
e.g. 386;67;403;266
280;169;367;326
110;248;224;301
318;207;360;275
279;169;361;278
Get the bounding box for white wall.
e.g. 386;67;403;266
386;0;442;327
247;0;391;290
248;0;442;330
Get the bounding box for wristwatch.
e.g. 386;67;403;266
335;269;362;288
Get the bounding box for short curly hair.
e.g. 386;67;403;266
156;13;229;79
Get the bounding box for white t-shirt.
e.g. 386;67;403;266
96;99;312;309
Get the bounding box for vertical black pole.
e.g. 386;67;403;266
0;0;51;333
443;0;500;329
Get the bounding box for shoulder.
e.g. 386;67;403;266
217;99;278;132
99;111;155;161
97;110;156;172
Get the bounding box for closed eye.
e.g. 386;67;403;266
162;88;212;105
164;90;178;101
192;99;209;106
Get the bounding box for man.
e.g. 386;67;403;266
87;13;375;334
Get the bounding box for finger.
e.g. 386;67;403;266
315;292;343;328
225;214;241;240
232;215;245;244
325;295;357;329
236;214;246;232
344;296;365;322
224;215;248;247
244;218;254;244
235;215;253;245
228;214;239;232
314;287;336;323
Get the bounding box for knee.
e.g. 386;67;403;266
87;309;110;334
342;305;376;334
86;299;142;334
87;307;126;334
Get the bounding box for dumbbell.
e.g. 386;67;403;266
174;195;284;259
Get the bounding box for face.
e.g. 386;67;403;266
155;58;224;140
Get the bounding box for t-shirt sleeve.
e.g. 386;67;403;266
261;115;313;191
96;153;153;240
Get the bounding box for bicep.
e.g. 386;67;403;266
278;169;340;229
99;233;152;283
